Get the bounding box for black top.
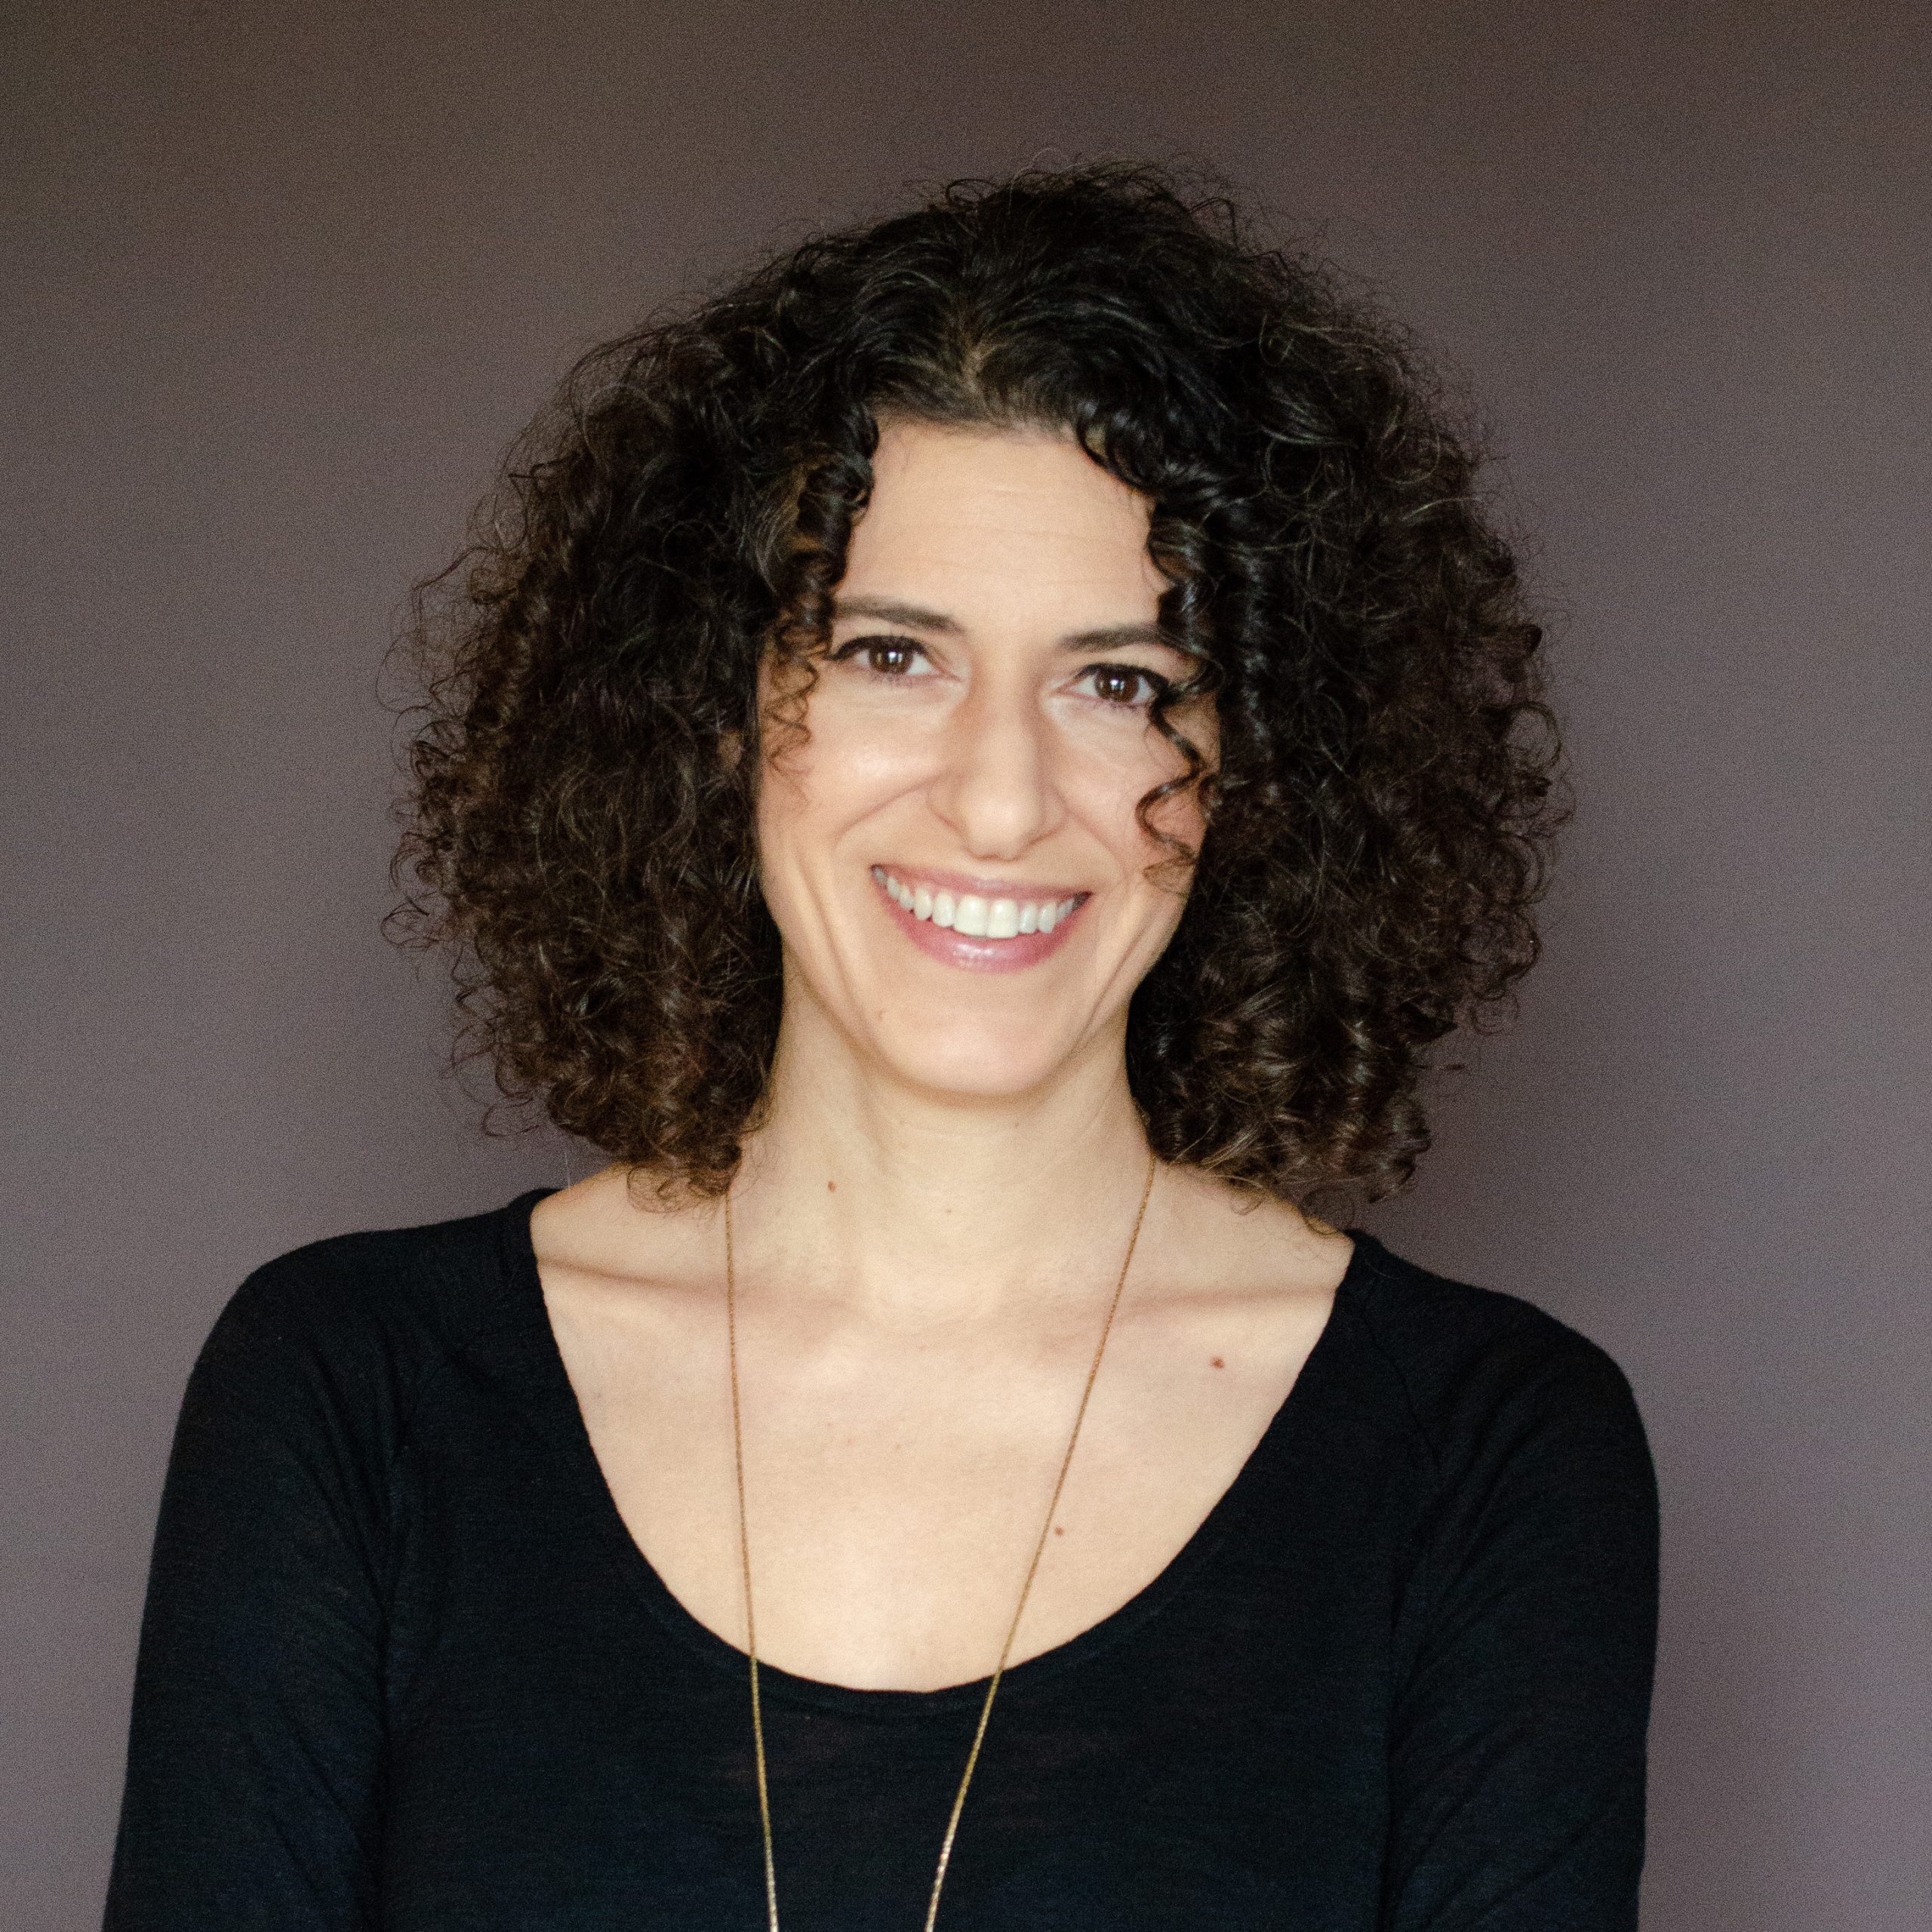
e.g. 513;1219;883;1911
103;1190;1660;1931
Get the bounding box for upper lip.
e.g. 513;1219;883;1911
875;864;1091;902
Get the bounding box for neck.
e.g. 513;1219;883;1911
733;997;1155;1327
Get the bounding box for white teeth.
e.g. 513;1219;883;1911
878;870;1080;940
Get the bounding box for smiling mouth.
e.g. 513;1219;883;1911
870;866;1085;940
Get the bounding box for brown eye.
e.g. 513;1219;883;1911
831;635;930;677
1081;664;1168;708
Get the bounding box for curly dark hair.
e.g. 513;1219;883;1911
392;160;1566;1211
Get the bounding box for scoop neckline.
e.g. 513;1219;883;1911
495;1185;1379;1721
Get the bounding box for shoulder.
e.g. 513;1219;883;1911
185;1189;550;1434
1336;1229;1657;1500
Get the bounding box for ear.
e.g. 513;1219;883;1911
719;728;745;774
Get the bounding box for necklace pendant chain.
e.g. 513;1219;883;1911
723;1148;1161;1932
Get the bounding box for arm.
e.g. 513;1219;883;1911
103;1255;395;1929
1381;1337;1661;1931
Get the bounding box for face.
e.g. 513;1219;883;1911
755;416;1215;1101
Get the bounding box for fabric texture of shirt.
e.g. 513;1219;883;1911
103;1188;1660;1930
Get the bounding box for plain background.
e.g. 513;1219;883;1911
5;2;1927;1926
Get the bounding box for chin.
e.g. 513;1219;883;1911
869;1010;1081;1103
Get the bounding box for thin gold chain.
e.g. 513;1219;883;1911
723;1147;1159;1932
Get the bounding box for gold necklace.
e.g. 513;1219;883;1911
722;1148;1158;1932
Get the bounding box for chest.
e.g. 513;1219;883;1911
380;1312;1408;1932
383;1529;1395;1932
540;1278;1334;1690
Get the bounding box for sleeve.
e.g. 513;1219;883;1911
1380;1331;1661;1932
103;1256;397;1929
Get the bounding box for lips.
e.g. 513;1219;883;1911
869;865;1089;973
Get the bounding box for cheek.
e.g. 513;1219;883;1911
1081;726;1211;861
811;706;934;799
754;705;927;883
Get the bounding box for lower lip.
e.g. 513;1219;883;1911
875;876;1087;974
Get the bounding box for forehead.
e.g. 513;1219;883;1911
838;417;1164;626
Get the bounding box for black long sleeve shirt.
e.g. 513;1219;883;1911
103;1189;1660;1930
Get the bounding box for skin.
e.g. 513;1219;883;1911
531;417;1352;1692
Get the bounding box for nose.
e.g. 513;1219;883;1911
926;672;1066;860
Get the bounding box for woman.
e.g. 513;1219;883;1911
105;164;1659;1930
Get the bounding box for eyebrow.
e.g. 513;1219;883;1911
829;594;1174;652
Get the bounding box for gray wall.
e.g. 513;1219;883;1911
6;3;1926;1925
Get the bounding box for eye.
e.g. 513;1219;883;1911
830;634;932;678
1075;663;1171;709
